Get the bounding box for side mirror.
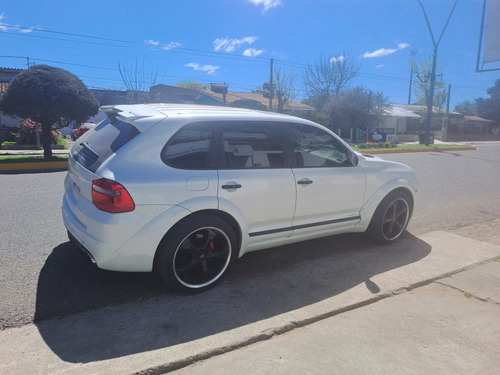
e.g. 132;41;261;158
352;152;365;167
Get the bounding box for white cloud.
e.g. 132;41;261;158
0;14;35;33
144;40;181;50
243;48;264;57
162;41;181;50
0;13;8;31
19;26;33;33
247;0;283;13
214;36;258;53
330;55;346;63
363;43;410;58
186;62;219;75
376;64;386;69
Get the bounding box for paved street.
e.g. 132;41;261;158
0;144;499;330
0;144;499;373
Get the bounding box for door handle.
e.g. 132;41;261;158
297;179;313;185
222;184;242;190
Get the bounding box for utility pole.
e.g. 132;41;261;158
442;84;451;142
408;50;416;105
269;58;274;111
416;0;458;146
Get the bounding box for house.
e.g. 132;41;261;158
389;104;468;141
460;115;497;134
0;67;24;128
150;84;315;114
379;105;422;142
199;88;315;114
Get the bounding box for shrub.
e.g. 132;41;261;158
11;120;61;145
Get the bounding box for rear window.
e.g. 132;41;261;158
72;116;140;172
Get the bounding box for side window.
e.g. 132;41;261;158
161;122;214;169
221;122;285;169
287;124;351;167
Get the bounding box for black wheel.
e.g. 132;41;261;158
155;214;236;293
367;190;412;244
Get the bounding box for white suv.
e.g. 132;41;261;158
63;104;417;293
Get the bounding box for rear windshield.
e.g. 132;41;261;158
72;116;140;173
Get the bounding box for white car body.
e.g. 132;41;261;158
62;104;417;291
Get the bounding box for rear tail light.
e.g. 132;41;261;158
92;178;135;213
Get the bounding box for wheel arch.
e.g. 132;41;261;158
153;209;243;272
357;180;416;232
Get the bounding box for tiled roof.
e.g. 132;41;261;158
393;104;461;116
383;105;421;118
464;115;494;122
200;89;315;111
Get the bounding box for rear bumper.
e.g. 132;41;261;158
67;230;96;265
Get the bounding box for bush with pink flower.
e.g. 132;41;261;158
10;120;62;145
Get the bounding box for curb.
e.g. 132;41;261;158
358;145;476;154
0;160;68;173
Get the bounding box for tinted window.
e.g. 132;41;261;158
287;124;351;167
72;116;140;173
221;122;285;169
162;122;213;169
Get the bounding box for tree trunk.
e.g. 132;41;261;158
41;123;53;160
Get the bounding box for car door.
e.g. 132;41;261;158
285;123;366;236
217;121;296;242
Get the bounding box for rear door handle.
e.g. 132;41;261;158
222;184;242;190
297;179;313;185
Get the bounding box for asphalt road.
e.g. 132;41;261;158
0;143;499;330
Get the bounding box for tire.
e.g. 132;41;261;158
155;214;237;293
367;190;412;244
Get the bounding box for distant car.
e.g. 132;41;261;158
62;104;417;293
71;123;96;140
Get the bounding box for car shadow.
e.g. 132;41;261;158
35;232;431;363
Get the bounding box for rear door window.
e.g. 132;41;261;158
221;122;285;169
72;116;140;173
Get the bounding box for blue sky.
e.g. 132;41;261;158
1;0;499;108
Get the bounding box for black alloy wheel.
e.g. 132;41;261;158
368;190;411;244
155;215;236;293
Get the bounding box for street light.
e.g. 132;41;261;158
416;0;458;146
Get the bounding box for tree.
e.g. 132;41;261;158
118;59;162;102
303;54;360;110
411;55;447;112
454;100;478;116
0;65;99;159
322;87;390;132
273;64;298;113
476;79;500;122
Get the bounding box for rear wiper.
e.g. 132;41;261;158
81;140;99;158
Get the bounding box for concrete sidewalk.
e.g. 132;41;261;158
0;230;499;375
177;262;500;375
